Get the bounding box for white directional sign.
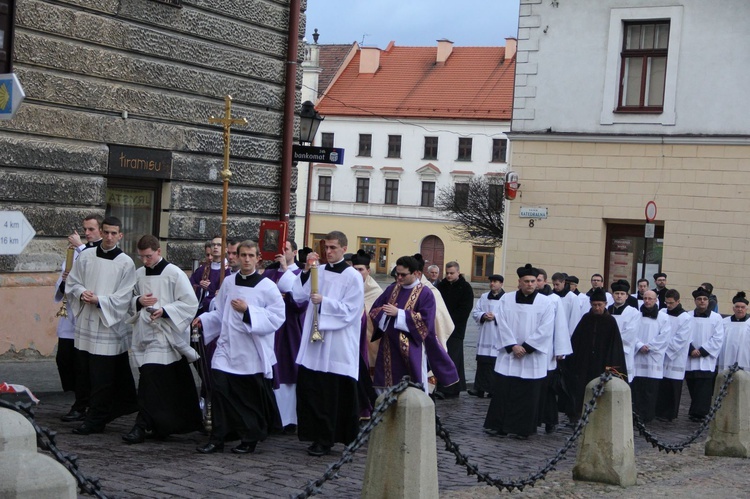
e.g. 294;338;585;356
0;73;26;121
0;211;36;255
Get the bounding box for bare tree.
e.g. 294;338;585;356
434;176;504;246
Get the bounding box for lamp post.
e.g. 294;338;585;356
301;100;325;245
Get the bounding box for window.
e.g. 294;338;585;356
421;181;435;207
358;134;372;157
455;183;469;210
0;0;15;73
384;179;399;205
618;21;669;112
105;177;161;267
488;183;503;211
317;175;331;201
423;137;438;160
491;139;507;163
356;177;369;203
604;223;664;286
472;246;495;283
387;135;401;158
320;132;334;148
457;137;472;161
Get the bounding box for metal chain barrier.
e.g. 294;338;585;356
436;371;613;493
632;363;742;453
0;399;109;498
293;377;424;499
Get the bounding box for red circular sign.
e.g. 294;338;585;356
645;201;657;222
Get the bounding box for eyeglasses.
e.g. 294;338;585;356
396;272;411;277
138;253;157;260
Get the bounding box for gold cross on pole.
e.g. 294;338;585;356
208;95;247;285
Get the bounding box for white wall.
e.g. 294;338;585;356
513;0;750;135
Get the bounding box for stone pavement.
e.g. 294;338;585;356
2;379;750;498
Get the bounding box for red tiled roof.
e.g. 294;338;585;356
317;43;515;120
318;44;357;97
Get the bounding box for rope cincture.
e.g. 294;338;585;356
632;363;742;453
0;398;108;498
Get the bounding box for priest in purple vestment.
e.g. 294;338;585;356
369;255;438;391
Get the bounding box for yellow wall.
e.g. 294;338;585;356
309;214;501;280
505;139;750;315
0;274;59;356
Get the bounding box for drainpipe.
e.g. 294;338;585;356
280;0;302;224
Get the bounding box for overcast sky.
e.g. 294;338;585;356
304;0;520;48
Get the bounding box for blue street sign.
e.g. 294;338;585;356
292;145;345;165
0;73;26;121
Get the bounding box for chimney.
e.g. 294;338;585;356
436;39;454;63
359;47;380;74
504;37;517;61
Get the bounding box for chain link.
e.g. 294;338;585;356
632;363;742;453
0;399;109;498
436;371;613;492
292;377;423;499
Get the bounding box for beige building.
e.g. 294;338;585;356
504;0;750;314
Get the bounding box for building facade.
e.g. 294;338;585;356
0;0;302;355
505;0;750;313
304;39;516;280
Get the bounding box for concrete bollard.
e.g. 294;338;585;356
362;387;438;499
705;368;750;457
0;408;76;498
572;376;636;486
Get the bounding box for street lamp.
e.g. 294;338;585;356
299;100;324;144
301;101;325;245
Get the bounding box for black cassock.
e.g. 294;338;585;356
567;312;627;415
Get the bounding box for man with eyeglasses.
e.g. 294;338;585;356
652;272;669;309
578;273;613;317
370;255;440;392
122;235;202;444
65;216;138;435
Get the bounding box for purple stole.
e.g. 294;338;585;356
263;267;306;387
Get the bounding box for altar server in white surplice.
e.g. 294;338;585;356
194;240;285;455
607;279;641;383
685;286;725;421
719;292;750;371
277;231;364;457
65;216;138;435
483;264;555;439
655;289;692;422
122;235;202;445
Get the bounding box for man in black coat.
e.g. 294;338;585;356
436;261;474;398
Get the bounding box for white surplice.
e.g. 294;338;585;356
686;312;725;373
719;317;750;371
633;313;672;379
660;308;692;380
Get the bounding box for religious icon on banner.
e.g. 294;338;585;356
258;220;287;261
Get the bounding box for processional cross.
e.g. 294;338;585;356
208;95;247;285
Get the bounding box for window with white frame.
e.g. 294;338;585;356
618;21;669;112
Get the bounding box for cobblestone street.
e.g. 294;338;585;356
4;380;748;498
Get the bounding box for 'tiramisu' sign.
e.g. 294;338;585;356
108;145;173;179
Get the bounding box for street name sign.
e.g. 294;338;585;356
0;211;36;255
292;145;345;165
519;206;548;219
0;73;25;121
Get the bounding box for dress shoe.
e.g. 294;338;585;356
467;389;485;398
196;442;224;454
283;424;297;435
122;425;146;444
306;442;331;457
61;409;86;422
72;422;104;435
231;441;257;454
544;423;556;434
432;390;446;400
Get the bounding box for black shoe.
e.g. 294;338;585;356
689;415;704;422
545;423;556;434
122;426;146;444
306;442;331;457
72;422;104;435
283;424;297;435
196;442;224;454
61;409;87;422
467;389;485;398
484;428;499;436
231;441;257;454
514;434;529;440
432;390;446;400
